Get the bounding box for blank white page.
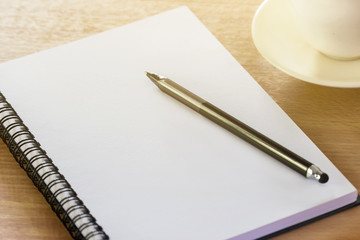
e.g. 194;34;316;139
0;7;357;240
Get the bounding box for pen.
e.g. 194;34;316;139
146;72;329;183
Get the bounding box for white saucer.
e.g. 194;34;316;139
252;0;360;88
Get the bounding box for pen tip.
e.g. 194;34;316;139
145;71;163;83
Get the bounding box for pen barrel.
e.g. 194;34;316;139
199;102;312;176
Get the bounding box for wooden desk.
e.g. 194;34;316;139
0;0;359;239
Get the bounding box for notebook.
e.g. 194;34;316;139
0;6;358;240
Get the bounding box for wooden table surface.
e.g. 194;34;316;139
0;0;359;239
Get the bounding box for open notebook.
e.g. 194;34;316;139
0;6;358;240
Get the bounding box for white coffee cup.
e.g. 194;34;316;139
291;0;360;60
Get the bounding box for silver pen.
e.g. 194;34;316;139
146;72;329;183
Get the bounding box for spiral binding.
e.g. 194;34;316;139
0;92;109;240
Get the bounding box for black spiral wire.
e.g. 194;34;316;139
0;92;109;240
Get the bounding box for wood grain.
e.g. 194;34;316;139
0;0;359;239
